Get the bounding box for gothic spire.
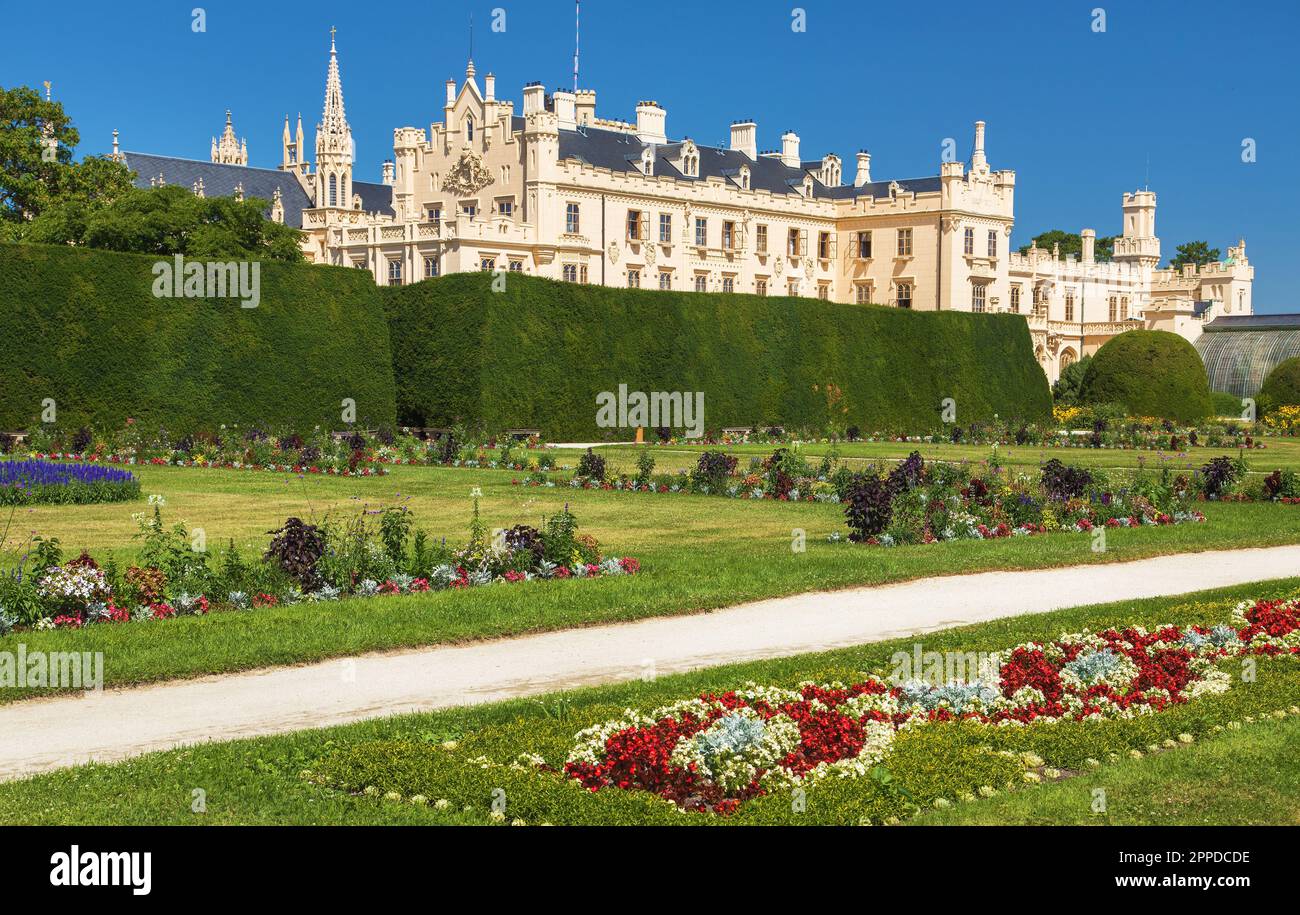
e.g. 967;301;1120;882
320;27;349;144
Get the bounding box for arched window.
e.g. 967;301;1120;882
328;174;337;207
465;117;475;142
1060;349;1076;372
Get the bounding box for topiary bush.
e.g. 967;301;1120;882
1256;357;1300;417
1077;330;1212;422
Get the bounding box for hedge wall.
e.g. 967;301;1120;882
0;243;396;433
384;273;1052;440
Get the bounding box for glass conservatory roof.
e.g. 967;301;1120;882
1196;316;1300;397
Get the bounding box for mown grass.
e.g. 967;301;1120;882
1;578;1294;825
576;437;1300;475
4;463;1300;700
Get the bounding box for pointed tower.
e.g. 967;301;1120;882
314;27;353;209
212;110;248;165
281;113;310;176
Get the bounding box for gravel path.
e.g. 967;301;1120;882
3;544;1297;781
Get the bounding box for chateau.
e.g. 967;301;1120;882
117;34;1254;383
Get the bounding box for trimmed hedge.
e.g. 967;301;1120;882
1256;357;1300;417
384;274;1052;440
0;243;396;433
1078;330;1212;422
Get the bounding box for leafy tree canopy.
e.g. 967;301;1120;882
1;84;302;261
1017;229;1115;262
1167;240;1221;271
1051;355;1092;406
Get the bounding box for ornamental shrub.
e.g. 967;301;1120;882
576;448;606;481
691;450;737;492
1040;458;1093;502
1256;357;1300;417
844;472;894;542
1077;330;1212;422
265;517;326;590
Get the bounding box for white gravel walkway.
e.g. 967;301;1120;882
2;544;1297;781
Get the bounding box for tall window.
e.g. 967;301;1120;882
857;231;872;258
627;268;641;288
465;117;475;142
328;174;338;207
722;221;735;250
787;228;806;256
755;277;768;296
387;258;402;286
987;229;998;258
1010;285;1021;313
896;282;913;309
897;228;913;257
963;227;974;256
565;202;580;234
756;224;768;254
818;231;831;259
423;256;439;278
563;264;578;283
971;283;987;313
722;276;735;293
855;284;871;304
1108;295;1118;322
627;209;643;241
659;213;672;243
694;274;708;293
1121;296;1129;320
817;284;829;300
1064;292;1075;322
787;280;800;297
695;218;708;247
659;271;672;290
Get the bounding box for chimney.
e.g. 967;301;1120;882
1081;228;1096;265
854;150;872;187
729;120;757;160
780;130;800;168
575;89;596;126
522;82;545;116
445;79;456;106
635;101;667;144
553;90;576;129
971;120;986;170
484;73;496;101
382;160;395;186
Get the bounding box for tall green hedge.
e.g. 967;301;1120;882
0;243;396;433
384;273;1052;440
1078;330;1212;422
1256;357;1300;416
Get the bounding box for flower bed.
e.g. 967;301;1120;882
564;599;1298;814
30;451;389;477
0;499;639;635
0;459;141;505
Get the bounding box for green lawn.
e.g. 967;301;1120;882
4;463;1300;700
2;578;1294;825
574;437;1300;475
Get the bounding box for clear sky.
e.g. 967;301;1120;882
4;0;1296;307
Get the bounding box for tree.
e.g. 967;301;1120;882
1078;330;1212;422
1017;229;1115;262
0;84;79;223
1167;240;1220;271
1051;355;1092;405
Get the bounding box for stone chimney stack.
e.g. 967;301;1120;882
522;82;545;116
729;120;757;160
854;150;872;187
1081;228;1096;265
553;90;576;129
971;120;987;170
780;130;801;168
445;79;456;105
485;73;496;101
575;89;596;126
635;101;667;145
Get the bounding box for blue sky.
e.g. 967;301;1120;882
4;0;1297;307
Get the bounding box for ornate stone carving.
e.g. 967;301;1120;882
608;241;620;264
443;150;495;196
804;258;814;279
644;243;656;265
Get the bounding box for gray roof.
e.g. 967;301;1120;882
120;152;394;227
1202;314;1300;331
555;125;939;201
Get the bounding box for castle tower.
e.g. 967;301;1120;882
1114;190;1160;270
211;110;248;165
314;28;353;209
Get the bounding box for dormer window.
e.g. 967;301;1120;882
681;142;700;178
802;175;814;197
641;149;655;176
738;165;751;190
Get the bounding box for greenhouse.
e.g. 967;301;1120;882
1195;314;1300;397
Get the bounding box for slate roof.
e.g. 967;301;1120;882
120;152;395;227
554;124;940;201
1202;313;1300;331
